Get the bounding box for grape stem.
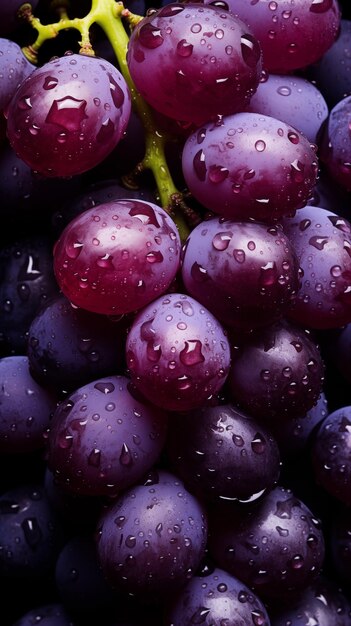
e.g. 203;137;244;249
19;0;190;241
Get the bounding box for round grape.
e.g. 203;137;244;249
0;38;34;114
182;112;319;221
53;199;181;316
125;292;231;412
127;3;262;125
319;95;351;191
6;53;131;177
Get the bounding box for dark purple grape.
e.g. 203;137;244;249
245;73;328;144
228;319;324;421
307;19;351;108
330;504;351;585
208;485;325;600
323;323;351;384
182;112;319;221
0;38;34;113
0;484;64;580
127;3;262;125
55;536;116;619
96;470;208;601
312;405;351;506
164;566;270;626
0;236;59;355
6;53;131;177
125;292;231;412
27;294;127;393
221;0;341;73
269;575;351;625
53;199;181;316
319;95;351;191
181;217;300;332
12;604;76;626
166;403;281;503
0;355;57;454
47;375;168;497
282;205;351;329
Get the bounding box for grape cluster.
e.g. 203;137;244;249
1;0;351;625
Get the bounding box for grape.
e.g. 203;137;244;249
47;375;168;497
0;39;34;114
312;405;351;507
166;403;281;503
281;205;351;329
6;53;131;177
182;112;319;221
221;0;341;73
330;504;351;586
125;292;231;411
245;73;328;144
208;485;325;600
53;199;181;316
319;95;351;191
307;19;351;108
27;294;127;393
164;566;270;626
181;216;300;332
0;355;57;454
228;319;324;421
96;469;208;601
126;2;262;125
12;604;76;626
0;236;59;355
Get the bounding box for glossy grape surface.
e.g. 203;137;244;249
0;39;34;113
208;485;325;600
228;319;324;420
181;217;300;331
319;95;351;191
53;199;181;315
12;604;76;626
166;403;281;503
127;3;262;125
97;470;208;600
182;112;318;221
47;375;168;497
164;567;270;626
223;0;341;73
282;206;351;329
126;292;231;411
6;53;131;177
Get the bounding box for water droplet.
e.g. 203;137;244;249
129;203;160;227
97;118;115;143
120;443;133;466
46;96;88;131
193;149;207;181
288;131;299;144
88;448;101;467
233;433;244;446
139;23;164;48
191;607;211;624
260;261;277;286
309;235;329;250
147;341;162;363
180;340;205;366
146;251;163;263
43;76;58;90
125;535;137;548
290;159;305;183
191;23;202;33
282;9;292;18
174;299;194;316
21;518;42;548
176;39;193;57
290;554;304;569
177;374;192;390
94;382;115;394
18;96;32;110
310;0;332;13
233;249;245;263
108;73;125;108
241;33;261;68
208;164;229;183
300;218;311;231
277;85;291;96
191;262;209;282
212;231;232;250
255;140;266;152
251;433;266;454
251;610;267;626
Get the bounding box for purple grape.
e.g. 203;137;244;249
96;470;208;601
27;294;127;393
245;73;328;144
125;292;231;412
47;375;168;497
182;112;319;221
324;323;351;384
312;405;351;506
281;205;351;329
208;485;325;600
319;95;351;191
221;0;341;73
12;604;76;626
53;199;181;316
166;403;281;503
0;355;57;454
164;566;271;626
228;319;324;421
181;217;300;332
0;38;34;114
6;52;131;177
126;2;262;125
269;575;351;625
0;484;64;580
330;504;351;586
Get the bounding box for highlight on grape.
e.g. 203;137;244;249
1;0;351;624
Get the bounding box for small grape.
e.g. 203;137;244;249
319;95;351;191
6;53;131;177
0;38;34;114
125;292;231;412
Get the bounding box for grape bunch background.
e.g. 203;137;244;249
2;0;351;625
